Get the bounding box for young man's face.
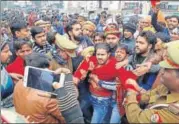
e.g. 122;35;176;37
16;44;33;59
168;17;179;30
105;34;119;49
94;36;104;44
1;44;12;64
16;27;30;39
124;29;133;39
135;36;151;55
62;17;68;27
34;32;47;46
96;48;110;65
71;24;82;40
115;48;127;62
83;28;93;37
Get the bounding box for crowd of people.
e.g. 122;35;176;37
1;1;179;123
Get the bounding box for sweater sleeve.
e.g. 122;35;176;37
98;80;116;91
149;64;160;73
73;58;90;79
151;12;165;32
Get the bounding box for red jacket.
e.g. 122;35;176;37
74;56;137;97
6;57;25;75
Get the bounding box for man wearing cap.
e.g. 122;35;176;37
82;21;96;40
104;27;121;56
123;41;179;123
46;33;77;72
121;22;136;54
34;19;52;33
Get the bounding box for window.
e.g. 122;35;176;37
168;5;178;10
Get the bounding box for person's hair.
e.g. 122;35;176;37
14;39;33;51
95;42;111;53
0;40;8;51
116;43;131;54
30;26;44;38
137;31;157;49
47;32;57;45
24;52;50;68
170;15;179;23
93;32;105;40
66;20;80;33
66;20;80;39
10;20;27;36
165;16;171;21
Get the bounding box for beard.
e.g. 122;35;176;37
74;35;82;41
135;47;148;55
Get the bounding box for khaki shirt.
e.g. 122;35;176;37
124;84;179;123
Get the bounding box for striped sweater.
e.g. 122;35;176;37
54;74;79;112
33;42;52;54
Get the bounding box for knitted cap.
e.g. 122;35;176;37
123;22;136;34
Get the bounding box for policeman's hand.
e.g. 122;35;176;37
9;73;23;82
54;67;71;74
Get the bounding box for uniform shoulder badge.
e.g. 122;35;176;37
168;103;179;115
151;111;162;123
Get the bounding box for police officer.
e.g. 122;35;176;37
123;40;179;123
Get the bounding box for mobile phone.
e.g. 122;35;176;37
23;66;65;94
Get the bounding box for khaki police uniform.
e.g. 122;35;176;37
124;40;179;123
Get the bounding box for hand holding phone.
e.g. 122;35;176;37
23;66;66;94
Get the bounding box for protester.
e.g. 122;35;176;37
31;26;52;54
121;22;136;53
6;39;33;75
93;32;105;44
